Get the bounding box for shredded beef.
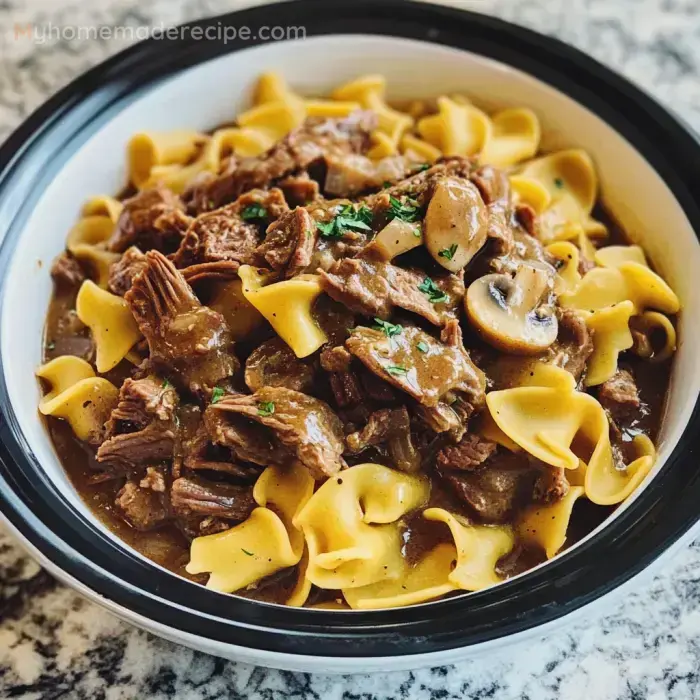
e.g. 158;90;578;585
170;475;255;521
108;186;186;253
320;258;462;327
244;337;316;393
278;173;320;206
346;406;420;472
256;206;316;276
51;252;85;288
437;434;497;471
116;480;169;531
206;387;345;479
189;112;376;211
125;251;238;394
108;246;147;296
140;466;167;493
533;465;570;504
97;376;179;468
598;369;641;422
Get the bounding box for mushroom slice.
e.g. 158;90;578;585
362;218;423;262
466;262;558;354
424;176;488;272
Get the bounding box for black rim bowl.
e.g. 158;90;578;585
1;0;699;659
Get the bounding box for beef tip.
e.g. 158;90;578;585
116;479;169;531
190;112;376;211
171;475;255;521
414;402;465;439
245;337;316;393
108;186;186;254
470;165;510;207
320;258;462;327
140;466;167;492
514;202;539;239
181;260;241;284
320;345;353;373
51;251;85;289
441;451;538;523
533;465;570;504
323;153;414;198
437;434;497;471
278;173;320;206
206;387;345;479
256;206;316;277
346;406;420;472
125;251;238;394
108;246;147;296
328;371;365;410
172;188;288;270
549;308;595;382
97;376;179;468
346;325;485;409
598;369;641;423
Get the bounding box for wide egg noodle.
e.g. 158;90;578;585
479;108;540;167
75;280;141;373
36;356;95;405
631;310;677;363
66;214;120;288
238;265;328;358
423;508;515;590
546;241;582;294
518;486;586;559
186;507;299;594
293;463;429;591
81;195;123;222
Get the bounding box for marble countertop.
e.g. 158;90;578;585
2;0;700;697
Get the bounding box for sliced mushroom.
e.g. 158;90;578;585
424;176;488;272
362;218;423;262
465;262;558;354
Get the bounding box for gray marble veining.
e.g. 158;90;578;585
1;1;700;698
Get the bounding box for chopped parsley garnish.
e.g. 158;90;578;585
372;317;402;338
416;341;429;353
241;548;255;556
257;401;275;417
413;163;430;172
418;277;449;304
46;341;56;351
207;199;216;209
317;204;373;239
387;195;422;223
553;177;565;189
382;181;392;189
161;378;172;389
438;243;458;261
210;387;225;404
386;365;408;377
412;223;422;238
241;203;268;221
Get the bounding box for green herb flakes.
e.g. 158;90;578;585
438;243;458;261
241;548;255;556
257;401;275;417
386;365;408;377
554;177;565;189
317;204;373;239
418;277;449;304
388;195;422;223
161;379;172;389
46;341;56;351
210;387;225;404
372;318;402;338
416;341;429;354
241;203;267;221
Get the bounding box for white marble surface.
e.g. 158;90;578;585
1;0;700;697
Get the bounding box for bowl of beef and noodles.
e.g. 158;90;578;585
0;0;699;673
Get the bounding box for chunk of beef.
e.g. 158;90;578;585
97;376;179;468
324;153;414;198
278;173;320;206
256;206;316;277
245;337;316;393
171;475;255;521
51;251;85;288
346;406;420;472
533;465;570;504
320;345;353;373
441;452;538;523
414;402;465;437
346;325;485;409
116;479;169;531
125;251;237;394
108;246;147;296
172;188;288;270
181;260;241;284
437;434;497;471
206;387;345;479
140;466;167;492
550;308;595;382
190;112;376;211
108;186;186;254
328;371;365;410
598;369;641;422
320;258;462;327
